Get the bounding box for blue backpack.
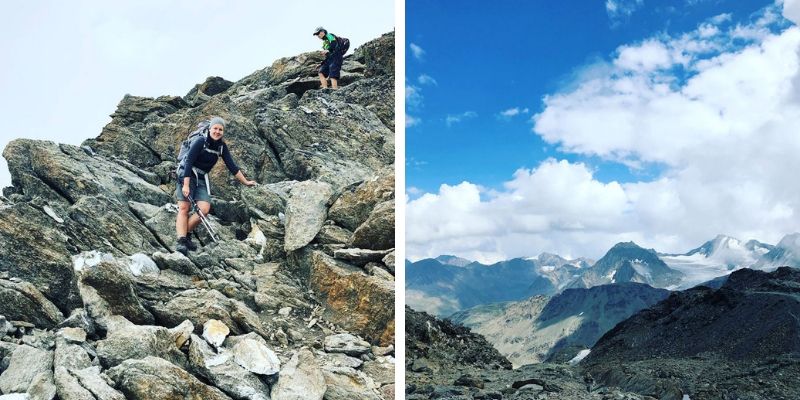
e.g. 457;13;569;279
176;120;224;179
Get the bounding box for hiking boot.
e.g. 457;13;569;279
184;235;198;251
176;237;189;255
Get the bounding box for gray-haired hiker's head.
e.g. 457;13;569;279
209;117;225;129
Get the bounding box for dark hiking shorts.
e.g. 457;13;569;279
320;40;350;79
175;178;210;203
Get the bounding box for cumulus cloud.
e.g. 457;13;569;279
445;111;477;127
785;0;800;25
406;114;420;127
410;43;425;60
406;84;423;109
408;5;800;262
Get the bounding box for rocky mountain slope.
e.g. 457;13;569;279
0;32;395;399
572;242;683;289
583;267;800;399
406;307;649;400
451;283;670;367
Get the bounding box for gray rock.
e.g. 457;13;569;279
365;263;394;281
315;224;353;245
362;356;395;385
324;333;371;356
231;337;281;375
56;309;96;338
96;316;186;369
125;253;159;276
332;248;392;266
78;258;154;327
321;366;381;400
328;173;394;231
271;349;326;400
26;371;56;400
0;394;29;400
70;366;124;400
0;203;81;312
0;345;53;394
58;328;86;344
0;279;64;329
149;289;268;337
381;251;395;274
240;184;285;216
106;356;232;400
168;320;194;349
317;351;364;369
350;200;394;250
284;180;335;252
54;336;92;372
188;334;270;400
22;329;56;350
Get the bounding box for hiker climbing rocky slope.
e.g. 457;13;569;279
0;32;395;399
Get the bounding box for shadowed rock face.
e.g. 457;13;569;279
0;32;395;399
582;267;800;399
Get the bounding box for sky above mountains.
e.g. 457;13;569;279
407;0;800;263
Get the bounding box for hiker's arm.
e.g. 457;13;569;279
220;144;240;176
182;139;204;180
234;170;256;186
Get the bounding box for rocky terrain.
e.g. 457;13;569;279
406;307;650;400
583;267;800;400
451;283;670;367
0;32;395;399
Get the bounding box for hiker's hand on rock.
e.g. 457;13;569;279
182;185;190;197
244;180;257;187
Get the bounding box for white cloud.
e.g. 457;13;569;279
498;107;530;119
406;84;423;109
406;114;420;127
409;5;800;262
418;74;437;85
606;0;644;23
410;43;425;60
407;186;423;195
785;0;800;25
445;111;477;127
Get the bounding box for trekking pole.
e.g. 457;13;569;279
188;197;219;243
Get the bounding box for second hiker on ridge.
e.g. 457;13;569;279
314;26;350;89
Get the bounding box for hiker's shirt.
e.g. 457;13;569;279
180;136;239;183
322;33;345;60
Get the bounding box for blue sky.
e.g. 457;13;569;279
406;0;800;262
0;1;394;190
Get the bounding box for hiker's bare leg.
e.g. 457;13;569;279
319;73;328;88
176;201;190;237
331;78;338;89
187;201;211;232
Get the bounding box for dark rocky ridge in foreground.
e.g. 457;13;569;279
0;32;395;399
583;267;800;399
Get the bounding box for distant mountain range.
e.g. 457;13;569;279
406;233;800;316
450;282;670;367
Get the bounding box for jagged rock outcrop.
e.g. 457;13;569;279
0;32;394;399
582;267;800;399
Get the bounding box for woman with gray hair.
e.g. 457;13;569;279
175;117;256;254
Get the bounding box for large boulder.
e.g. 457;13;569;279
0;279;63;329
308;251;394;346
350;200;394;250
106;356;232;400
187;334;270;400
0;203;80;312
78;259;154;327
95;317;186;369
328;172;394;231
3;139;170;205
283;180;335;252
0;345;53;394
149;289;268;337
270;349;327;400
